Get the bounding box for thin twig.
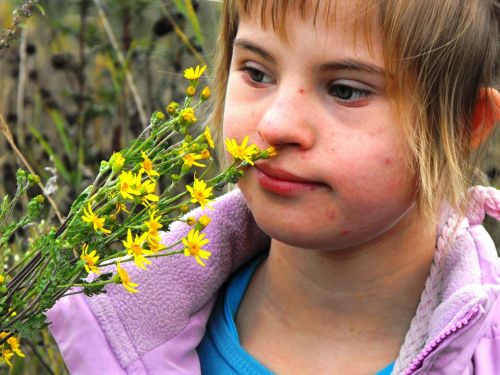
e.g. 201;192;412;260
23;338;56;375
157;2;208;70
93;0;148;129
17;28;28;149
0;113;63;223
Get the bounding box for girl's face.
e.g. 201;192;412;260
223;2;420;251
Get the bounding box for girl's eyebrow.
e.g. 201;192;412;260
233;38;277;64
233;38;387;78
317;60;387;78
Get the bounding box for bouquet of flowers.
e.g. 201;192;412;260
0;66;275;366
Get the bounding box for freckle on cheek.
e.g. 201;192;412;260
326;209;336;220
341;230;351;236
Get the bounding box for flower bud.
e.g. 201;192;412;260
16;169;27;179
186;217;196;226
184;135;193;143
167;102;179;115
171;174;180;182
35;195;45;204
110;152;125;173
155;111;165;122
186;85;196;97
200;87;211;101
198;214;211;227
28;174;40;186
100;160;109;173
201;149;210;160
180;204;189;214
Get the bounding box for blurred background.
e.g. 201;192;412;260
0;0;499;373
0;0;220;373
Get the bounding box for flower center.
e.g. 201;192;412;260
194;191;205;202
188;243;200;256
131;244;142;255
83;255;95;266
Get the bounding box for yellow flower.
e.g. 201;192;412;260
110;152;125;169
1;349;14;366
265;146;278;157
182;229;211;266
145;210;163;235
204;126;214;149
116;259;139;293
186;176;215;210
201;86;211;101
0;275;4;284
180;108;197;124
198;214;212;228
186;85;196;97
82;203;111;234
224;136;259;165
80;244;102;274
200;149;210;160
122;229;153;270
167;103;177;114
115;202;130;215
7;337;24;358
147;234;165;253
138;179;159;207
183;153;205;168
118;171;141;200
140;151;160;180
184;65;206;80
0;333;23;366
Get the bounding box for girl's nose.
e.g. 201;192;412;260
257;87;315;149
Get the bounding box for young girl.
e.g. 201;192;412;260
47;0;500;374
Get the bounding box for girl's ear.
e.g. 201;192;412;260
471;88;500;149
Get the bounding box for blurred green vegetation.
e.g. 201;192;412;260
0;0;220;372
0;0;499;373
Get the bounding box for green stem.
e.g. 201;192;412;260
57;279;113;289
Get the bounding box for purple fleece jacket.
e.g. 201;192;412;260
47;186;500;375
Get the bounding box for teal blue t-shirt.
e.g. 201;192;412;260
197;255;395;374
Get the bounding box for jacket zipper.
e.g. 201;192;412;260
403;303;480;375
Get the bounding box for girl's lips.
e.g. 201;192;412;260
256;166;329;195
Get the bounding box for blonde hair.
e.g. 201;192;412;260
208;0;500;223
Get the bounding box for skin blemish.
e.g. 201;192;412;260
326;209;336;220
341;230;351;236
298;88;304;94
383;157;392;165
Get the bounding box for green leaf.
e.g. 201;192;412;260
184;0;204;46
35;4;46;16
27;125;72;182
48;109;74;164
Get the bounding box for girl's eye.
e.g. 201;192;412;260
242;67;275;85
329;83;371;104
